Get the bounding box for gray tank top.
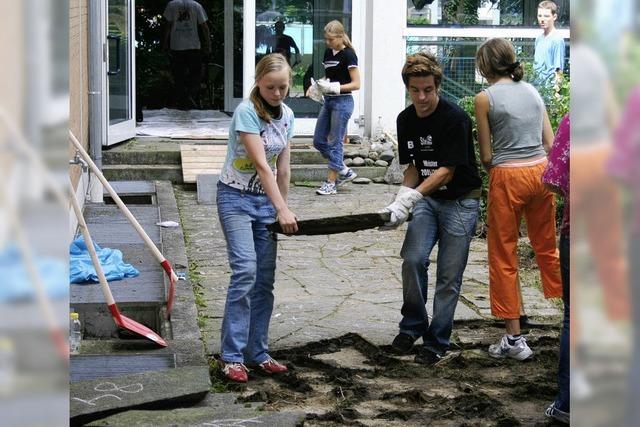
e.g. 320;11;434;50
484;81;547;166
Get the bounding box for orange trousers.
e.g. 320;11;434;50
487;162;562;318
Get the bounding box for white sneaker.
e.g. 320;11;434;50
316;181;337;195
336;168;357;186
488;335;533;360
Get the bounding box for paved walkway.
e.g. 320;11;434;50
175;182;561;355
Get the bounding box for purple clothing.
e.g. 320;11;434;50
542;114;570;235
608;86;640;235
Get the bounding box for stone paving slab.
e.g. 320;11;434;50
105;180;157;194
70;366;211;425
174;182;562;355
70;354;177;382
86;407;307;427
84;204;160;224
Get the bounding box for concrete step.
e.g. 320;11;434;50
70;354;177;382
291;164;386;182
101;140;383;183
103;163;387;184
104;146;324;166
103;150;181;166
70;365;211;426
103;164;183;183
290;148;325;164
84;404;306;427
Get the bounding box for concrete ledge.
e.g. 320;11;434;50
70;366;211;426
103;150;181;166
86;407;307;427
290;164;387;182
103;165;183;184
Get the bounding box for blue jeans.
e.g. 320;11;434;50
399;196;479;355
216;182;278;364
313;94;354;172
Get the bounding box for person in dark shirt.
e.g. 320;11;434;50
270;20;301;66
382;52;482;365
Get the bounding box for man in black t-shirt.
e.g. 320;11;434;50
270;21;301;66
382;52;481;365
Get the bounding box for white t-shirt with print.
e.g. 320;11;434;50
163;0;207;51
219;100;294;194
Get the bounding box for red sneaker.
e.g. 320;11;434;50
220;361;248;383
258;357;288;374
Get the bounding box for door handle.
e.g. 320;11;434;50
107;34;121;76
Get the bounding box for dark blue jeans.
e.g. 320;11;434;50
399;196;479;355
554;233;570;412
312;94;354;172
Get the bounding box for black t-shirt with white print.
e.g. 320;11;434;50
322;47;358;93
397;97;481;200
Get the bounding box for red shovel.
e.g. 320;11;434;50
69;131;179;319
69;189;167;347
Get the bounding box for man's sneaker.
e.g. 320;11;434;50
316;181;337;195
391;333;418;354
488;335;533;360
257;357;288;374
220;360;248;383
414;347;443;365
545;402;570;424
336;168;357;186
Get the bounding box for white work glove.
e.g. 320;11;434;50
380;186;423;228
305;78;324;103
316;78;341;95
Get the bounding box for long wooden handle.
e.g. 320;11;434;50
69;183;116;306
68;131;168;267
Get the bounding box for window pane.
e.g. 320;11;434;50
406;0;569;28
406;36;570;104
255;0;352;117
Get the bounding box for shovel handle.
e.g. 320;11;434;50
68;131;170;269
69;184;116;306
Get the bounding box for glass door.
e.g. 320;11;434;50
105;0;136;146
254;0;361;135
224;0;245;112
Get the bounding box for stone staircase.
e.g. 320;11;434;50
102;137;387;184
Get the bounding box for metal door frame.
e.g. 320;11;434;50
104;0;136;146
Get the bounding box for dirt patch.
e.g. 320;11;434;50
208;325;561;426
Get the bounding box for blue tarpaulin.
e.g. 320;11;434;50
69;236;139;284
0;244;68;302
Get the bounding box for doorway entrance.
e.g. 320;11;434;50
130;0;361;140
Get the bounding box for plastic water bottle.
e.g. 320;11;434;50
69;312;82;355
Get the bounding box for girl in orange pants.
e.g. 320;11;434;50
475;38;562;360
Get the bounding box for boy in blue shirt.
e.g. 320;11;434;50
534;1;566;83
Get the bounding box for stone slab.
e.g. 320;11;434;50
70;354;177;382
196;173;218;205
70;366;211;425
85;223;161;245
86;407;307;427
70;255;164;304
105;181;156;195
84;205;160;224
267;212;391;235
